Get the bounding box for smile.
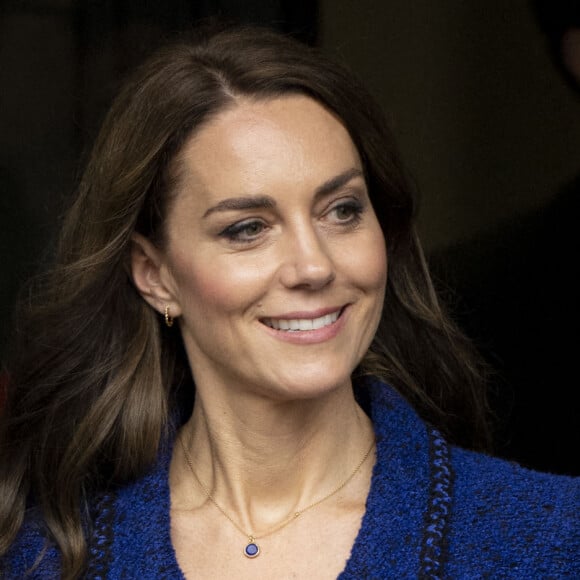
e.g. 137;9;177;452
262;309;341;331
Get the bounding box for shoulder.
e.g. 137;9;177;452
2;438;175;579
1;475;158;578
1;507;60;578
452;442;577;488
450;444;578;526
365;380;578;577
447;445;579;577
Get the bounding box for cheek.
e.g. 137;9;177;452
171;253;270;315
345;229;388;294
369;237;388;288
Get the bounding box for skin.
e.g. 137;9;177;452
131;95;387;578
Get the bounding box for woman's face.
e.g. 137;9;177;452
156;95;387;400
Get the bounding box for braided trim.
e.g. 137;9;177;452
419;427;454;579
86;492;116;579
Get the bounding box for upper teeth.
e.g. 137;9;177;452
264;310;340;331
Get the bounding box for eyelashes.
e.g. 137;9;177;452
219;198;365;245
328;199;364;225
220;219;268;243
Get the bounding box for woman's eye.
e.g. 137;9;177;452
220;220;267;243
328;200;364;223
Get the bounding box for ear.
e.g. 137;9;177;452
130;233;182;318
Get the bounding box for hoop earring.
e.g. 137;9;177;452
164;306;174;328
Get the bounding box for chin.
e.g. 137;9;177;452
265;367;354;401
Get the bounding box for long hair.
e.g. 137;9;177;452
0;25;490;578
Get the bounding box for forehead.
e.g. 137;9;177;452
175;95;362;202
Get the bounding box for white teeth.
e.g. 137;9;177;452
264;310;340;331
313;314;332;330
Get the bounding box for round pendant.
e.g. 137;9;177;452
244;542;260;558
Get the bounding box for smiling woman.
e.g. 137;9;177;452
131;96;386;404
0;24;577;580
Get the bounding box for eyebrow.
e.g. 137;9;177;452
202;167;364;218
314;167;364;200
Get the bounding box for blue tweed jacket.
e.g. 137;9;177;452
4;380;579;578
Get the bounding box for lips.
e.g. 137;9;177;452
261;307;343;332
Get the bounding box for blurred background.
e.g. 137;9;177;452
1;0;578;474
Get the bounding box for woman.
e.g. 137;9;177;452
0;25;577;579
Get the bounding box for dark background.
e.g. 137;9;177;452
1;1;578;474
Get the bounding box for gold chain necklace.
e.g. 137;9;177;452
179;433;375;559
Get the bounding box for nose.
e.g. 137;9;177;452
278;225;336;290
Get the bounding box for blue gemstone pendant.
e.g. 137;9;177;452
244;542;260;558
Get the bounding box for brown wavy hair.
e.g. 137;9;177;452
0;24;490;579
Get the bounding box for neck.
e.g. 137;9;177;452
170;381;374;535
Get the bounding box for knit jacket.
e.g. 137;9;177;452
4;380;579;579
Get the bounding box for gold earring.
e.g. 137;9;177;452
164;305;174;327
